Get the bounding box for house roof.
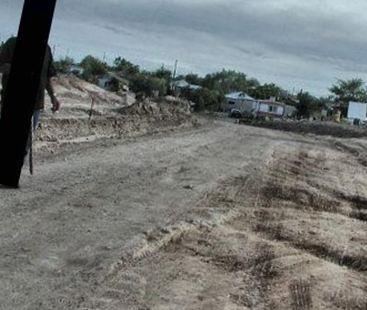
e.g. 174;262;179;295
225;92;255;101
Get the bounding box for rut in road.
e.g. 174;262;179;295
96;144;367;310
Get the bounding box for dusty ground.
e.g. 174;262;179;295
239;118;367;138
1;117;366;309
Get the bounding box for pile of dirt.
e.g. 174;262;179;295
38;99;195;145
34;75;197;153
55;74;127;105
239;118;367;138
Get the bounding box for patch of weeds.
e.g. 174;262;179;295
289;279;313;310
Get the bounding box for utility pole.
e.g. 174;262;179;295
0;0;58;188
172;60;178;80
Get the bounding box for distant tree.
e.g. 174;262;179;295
151;66;172;80
184;74;203;85
113;57;139;76
181;87;224;111
202;70;260;95
250;83;283;100
317;96;333;110
80;55;107;82
330;78;367;114
296;92;321;118
149;66;173;94
130;74;167;97
54;56;74;74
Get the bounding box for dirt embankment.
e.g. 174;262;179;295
239;118;367;138
35;75;198;153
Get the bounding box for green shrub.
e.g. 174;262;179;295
80;55;108;82
181;88;224;111
54;56;74;74
113;57;140;76
130;74;167;97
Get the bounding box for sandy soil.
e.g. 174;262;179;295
239;118;367;138
1;118;366;309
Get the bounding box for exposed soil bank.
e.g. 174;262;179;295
239;118;367;138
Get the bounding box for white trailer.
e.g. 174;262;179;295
348;102;367;121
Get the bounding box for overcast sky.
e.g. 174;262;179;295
1;0;367;96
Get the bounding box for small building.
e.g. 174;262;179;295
224;92;257;114
347;102;367;122
256;99;285;118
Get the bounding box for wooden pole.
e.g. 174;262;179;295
0;0;58;188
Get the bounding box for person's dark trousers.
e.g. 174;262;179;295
25;109;42;154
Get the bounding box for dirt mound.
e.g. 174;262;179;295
38;100;195;145
55;74;125;104
240;119;367;138
34;76;197;153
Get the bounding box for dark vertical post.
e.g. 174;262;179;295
0;0;57;188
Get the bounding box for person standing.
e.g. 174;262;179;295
0;36;61;130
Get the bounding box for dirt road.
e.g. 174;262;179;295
1;120;366;309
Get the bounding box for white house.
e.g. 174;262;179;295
224;92;258;113
256;99;285;118
224;93;295;118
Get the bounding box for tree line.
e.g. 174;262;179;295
26;52;367;116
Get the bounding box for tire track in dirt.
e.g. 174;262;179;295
73;135;367;309
100;145;366;309
264;150;367;224
255;149;367;272
253;215;367;272
334;141;367;167
228;146;367;308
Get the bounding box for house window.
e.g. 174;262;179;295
229;101;235;105
268;105;274;112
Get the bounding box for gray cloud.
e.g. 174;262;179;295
1;0;367;95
